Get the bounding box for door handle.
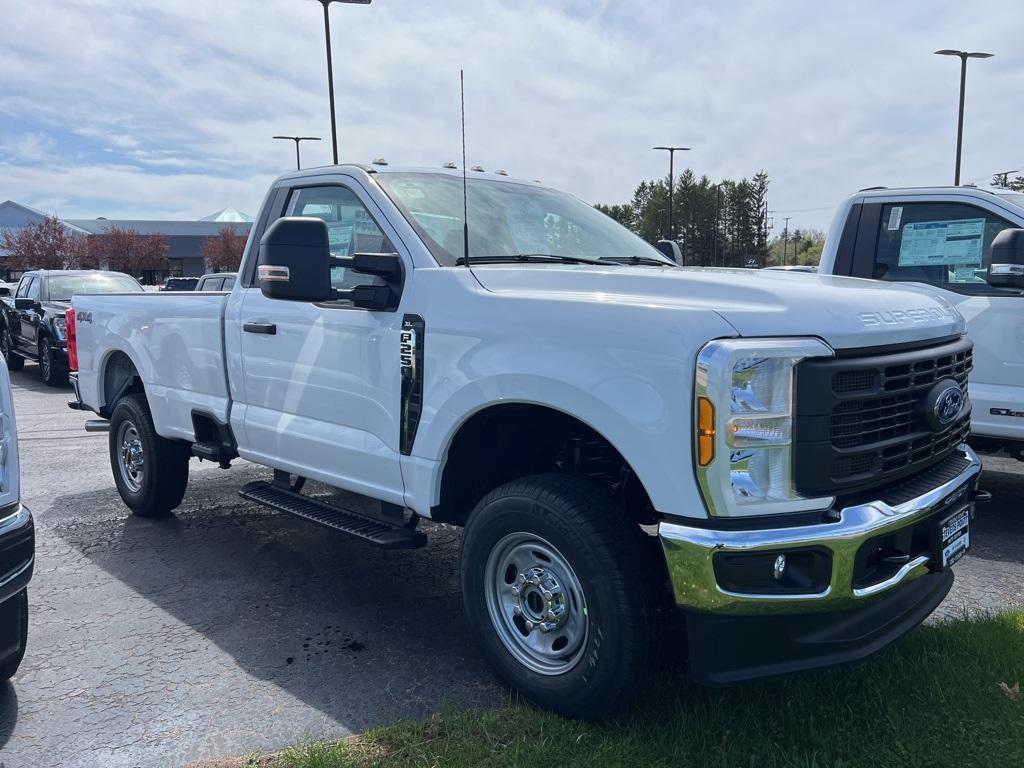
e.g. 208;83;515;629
243;322;277;335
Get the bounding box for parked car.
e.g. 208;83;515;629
0;358;33;683
195;272;237;291
0;270;143;386
160;277;200;291
67;165;983;718
818;185;1024;461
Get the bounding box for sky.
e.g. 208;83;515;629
0;0;1021;235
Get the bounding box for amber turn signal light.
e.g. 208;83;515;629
697;396;715;466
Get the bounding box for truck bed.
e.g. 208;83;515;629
73;292;231;442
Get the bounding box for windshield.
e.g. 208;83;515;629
375;172;671;266
995;192;1024;211
47;273;142;301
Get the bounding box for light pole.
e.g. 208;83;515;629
653;146;690;242
714;182;726;266
934;49;993;185
313;0;372;165
782;216;792;266
273;135;322;170
994;169;1020;188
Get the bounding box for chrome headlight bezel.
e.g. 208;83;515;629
695;337;836;518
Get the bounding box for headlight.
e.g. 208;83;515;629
53;315;67;341
695;338;835;517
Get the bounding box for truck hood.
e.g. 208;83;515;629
471;265;966;350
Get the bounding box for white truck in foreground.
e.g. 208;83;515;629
67;165;986;718
819;185;1024;462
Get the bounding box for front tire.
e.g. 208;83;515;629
39;337;67;387
0;589;28;682
0;326;24;371
109;393;190;517
460;474;662;719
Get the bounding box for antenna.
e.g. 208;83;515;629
460;69;470;268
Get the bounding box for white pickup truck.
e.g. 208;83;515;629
68;165;985;718
819;185;1024;461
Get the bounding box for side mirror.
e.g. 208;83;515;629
257;217;404;310
258;217;334;302
988;228;1024;289
14;297;37;310
655;239;682;264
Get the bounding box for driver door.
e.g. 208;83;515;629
15;276;40;354
234;181;408;506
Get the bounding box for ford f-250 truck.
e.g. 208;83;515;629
818;185;1024;462
67;165;985;717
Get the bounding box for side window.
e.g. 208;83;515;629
15;277;33;299
25;277;40;301
222;275;236;290
873;202;1016;294
285;185;395;297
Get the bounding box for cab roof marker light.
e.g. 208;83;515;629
443;162;458;169
471;165;486;172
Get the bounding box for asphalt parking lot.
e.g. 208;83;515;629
0;365;1021;768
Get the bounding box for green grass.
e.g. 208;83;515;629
267;611;1023;768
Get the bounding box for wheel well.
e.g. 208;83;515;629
432;403;655;527
102;351;145;416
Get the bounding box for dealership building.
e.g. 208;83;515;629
0;200;253;281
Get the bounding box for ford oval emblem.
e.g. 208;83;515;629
932;383;964;429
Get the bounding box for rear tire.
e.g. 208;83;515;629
460;474;662;719
0;589;28;682
109;393;190;517
39;337;67;387
0;326;24;371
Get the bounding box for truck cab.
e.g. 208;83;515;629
819;186;1024;460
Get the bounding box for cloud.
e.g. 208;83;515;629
0;0;1021;230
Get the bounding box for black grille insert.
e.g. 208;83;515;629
794;337;972;497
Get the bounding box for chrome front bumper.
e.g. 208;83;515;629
659;445;982;614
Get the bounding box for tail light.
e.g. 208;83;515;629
65;307;78;371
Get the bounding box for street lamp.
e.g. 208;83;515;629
312;0;372;165
714;182;727;266
934;49;993;185
652;146;690;242
273;135;322;170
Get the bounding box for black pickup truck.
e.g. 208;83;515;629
0;270;143;386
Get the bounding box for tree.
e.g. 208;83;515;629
0;215;90;271
595;169;772;266
993;173;1024;192
91;225;168;277
202;225;247;272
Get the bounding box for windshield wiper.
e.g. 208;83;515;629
599;255;676;267
455;253;609;266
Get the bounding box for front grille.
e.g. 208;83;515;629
793;336;972;497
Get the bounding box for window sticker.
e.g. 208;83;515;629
898;218;985;267
887;206;903;231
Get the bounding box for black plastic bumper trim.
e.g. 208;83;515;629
686;568;952;685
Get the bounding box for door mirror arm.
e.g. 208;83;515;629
329;253;405;311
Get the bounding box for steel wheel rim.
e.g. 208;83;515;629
116;420;145;493
484;532;589;676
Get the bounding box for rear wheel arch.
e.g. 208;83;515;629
101;350;145;415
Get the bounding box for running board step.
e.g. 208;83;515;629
239;480;426;549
